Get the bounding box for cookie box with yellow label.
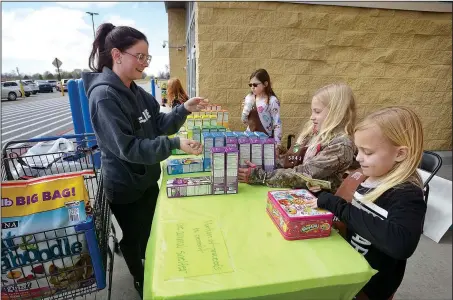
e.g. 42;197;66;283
266;189;334;240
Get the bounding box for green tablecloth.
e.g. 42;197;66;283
144;156;376;300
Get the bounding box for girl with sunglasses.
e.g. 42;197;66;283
82;23;207;298
241;69;282;146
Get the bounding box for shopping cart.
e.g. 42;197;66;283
1;134;117;300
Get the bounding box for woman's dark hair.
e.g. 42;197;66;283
88;23;148;72
249;68;278;105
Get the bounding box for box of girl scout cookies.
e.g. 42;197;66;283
263;138;276;172
203;133;214;171
225;147;239;194
267;189;334;240
166;157;203;175
237;133;250;168
225;132;238;148
192;126;201;144
166;176;212;198
211;147;226;195
186;115;194;130
194;116;203;128
212;132;225;147
249;135;263;169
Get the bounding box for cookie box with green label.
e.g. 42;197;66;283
266;189;334;240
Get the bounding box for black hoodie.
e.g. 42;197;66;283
82;67;190;203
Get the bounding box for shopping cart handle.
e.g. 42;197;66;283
24;133;96;142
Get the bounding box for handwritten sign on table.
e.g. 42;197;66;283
163;219;233;280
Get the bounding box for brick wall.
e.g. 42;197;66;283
167;8;187;88
173;2;452;150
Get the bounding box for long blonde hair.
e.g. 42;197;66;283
167;78;188;105
356;106;424;203
297;83;356;146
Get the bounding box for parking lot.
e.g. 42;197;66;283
1;81;153;149
2;88;64;103
1;89;74;148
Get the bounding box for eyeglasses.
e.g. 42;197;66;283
123;51;152;65
248;83;262;88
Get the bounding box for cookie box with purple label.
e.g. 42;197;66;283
237;133;250;168
249;136;263;169
225;147;239;194
263;138;276;172
225;132;238;149
266;189;334;240
211;147;226;195
166;176;212;198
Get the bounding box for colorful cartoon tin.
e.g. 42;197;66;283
266;189;334;240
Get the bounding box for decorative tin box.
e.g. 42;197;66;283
266;189;334;240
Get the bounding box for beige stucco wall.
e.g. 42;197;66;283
169;2;452;150
167;8;187;88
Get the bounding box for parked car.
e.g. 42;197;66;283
23;80;39;94
56;79;69;92
1;81;22;101
4;81;32;97
35;80;54;93
47;80;58;87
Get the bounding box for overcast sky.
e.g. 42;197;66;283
2;1;170;76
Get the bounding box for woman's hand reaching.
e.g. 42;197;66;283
183;97;209;112
179;138;203;155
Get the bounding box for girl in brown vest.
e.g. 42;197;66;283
241;69;282;147
238;83;356;193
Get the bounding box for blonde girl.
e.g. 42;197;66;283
307;106;427;300
238;83;356;193
167;78;189;108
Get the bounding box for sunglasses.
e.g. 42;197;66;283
248;83;262;88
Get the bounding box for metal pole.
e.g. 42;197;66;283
16;67;25;97
91;14;95;38
86;12;99;38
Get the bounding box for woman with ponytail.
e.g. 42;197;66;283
82;23;208;298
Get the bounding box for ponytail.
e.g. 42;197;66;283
89;23;115;72
88;23;148;73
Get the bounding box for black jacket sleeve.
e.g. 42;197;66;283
142;90;190;136
91;96;180;165
317;185;426;260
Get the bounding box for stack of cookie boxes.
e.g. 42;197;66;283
166;131;275;198
169;105;228;155
166;146;238;198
